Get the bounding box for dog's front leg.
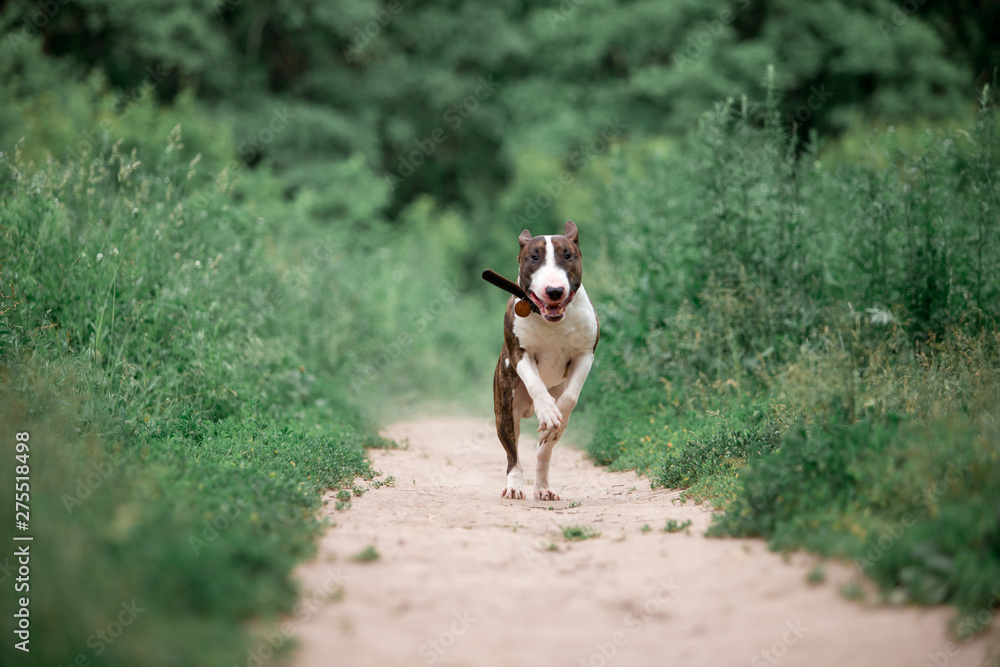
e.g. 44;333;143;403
526;352;595;502
539;352;594;445
515;355;562;433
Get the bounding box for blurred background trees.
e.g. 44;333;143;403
3;0;998;411
2;0;995;239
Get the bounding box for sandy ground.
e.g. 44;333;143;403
289;417;999;667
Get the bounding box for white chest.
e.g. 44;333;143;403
512;286;598;388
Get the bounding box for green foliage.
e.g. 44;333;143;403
0;0;986;241
710;417;905;549
585;79;1000;457
0;377;373;667
841;581;865;601
3;0;1000;651
371;476;396;489
657;425;782;490
0;137;379;667
0;128;366;426
806;565;826;585
662;519;693;534
580;80;1000;635
561;525;600;541
352;545;380;562
710;411;1000;625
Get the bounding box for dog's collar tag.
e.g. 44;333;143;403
482;269;539;317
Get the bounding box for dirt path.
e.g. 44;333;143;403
290;417;998;667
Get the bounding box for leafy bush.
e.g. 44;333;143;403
656;424;781;490
710;410;1000;627
0;134;383;667
710;417;904;548
578;80;1000;634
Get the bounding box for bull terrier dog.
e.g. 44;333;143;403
492;220;599;500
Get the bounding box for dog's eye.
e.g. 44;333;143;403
564;252;573;260
531;253;539;261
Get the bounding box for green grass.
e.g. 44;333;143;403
663;519;693;534
657;425;782;492
352;546;380;563
561;525;600;541
371;476;396;489
709;409;1000;630
0;377;375;667
579;82;1000;636
806;566;826;585
0;135;382;667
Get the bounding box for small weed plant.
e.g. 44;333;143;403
561;525;600;541
663;519;693;534
352;545;380;562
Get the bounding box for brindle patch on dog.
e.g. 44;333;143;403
493;296;523;476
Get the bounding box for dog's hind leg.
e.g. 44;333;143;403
495;352;526;499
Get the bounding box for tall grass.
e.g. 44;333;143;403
581;80;1000;630
0;132;389;667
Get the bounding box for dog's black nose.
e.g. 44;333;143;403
545;286;564;301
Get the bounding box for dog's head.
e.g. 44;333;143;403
517;220;582;323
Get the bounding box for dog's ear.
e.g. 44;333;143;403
563;220;579;246
518;229;532;249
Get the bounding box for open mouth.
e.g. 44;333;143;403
529;292;574;322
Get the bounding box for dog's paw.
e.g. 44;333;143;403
535;401;563;433
538;423;566;445
501;486;525;500
534;488;561;501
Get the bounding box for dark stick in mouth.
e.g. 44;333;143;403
481;269;538;317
